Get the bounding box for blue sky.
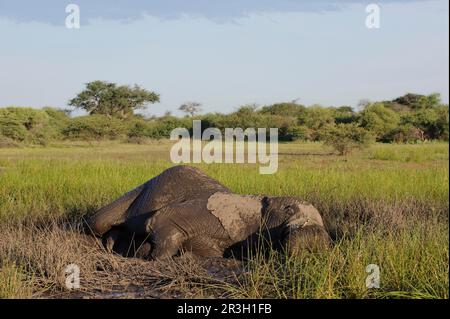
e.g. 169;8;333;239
0;0;448;116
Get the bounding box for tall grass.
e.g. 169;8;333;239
368;143;449;163
0;263;33;299
225;224;448;299
0;159;447;221
0;141;448;298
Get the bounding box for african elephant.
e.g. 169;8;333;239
86;165;330;260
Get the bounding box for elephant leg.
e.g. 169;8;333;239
134;241;152;259
101;227;151;258
102;227;121;252
150;227;187;260
145;198;230;259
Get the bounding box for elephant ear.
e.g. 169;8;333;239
126;165;231;219
207;192;263;243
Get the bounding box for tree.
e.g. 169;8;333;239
298;105;335;130
357;99;371;111
401;107;448;140
69;81;160;119
360;103;400;141
393;93;441;109
286;125;311;141
321;123;373;155
334;106;358;124
385;124;425;143
179;102;202;117
259;102;305;117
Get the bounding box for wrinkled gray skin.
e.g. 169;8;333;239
86;166;330;260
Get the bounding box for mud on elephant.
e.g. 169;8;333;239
85;166;331;260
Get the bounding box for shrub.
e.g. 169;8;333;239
0;136;19;148
298;105;335;131
333;106;359;124
259;102;306;117
127;121;150;138
127;116;193;140
155;117;193;138
321;123;373;155
401;107;449;140
62;115;127;140
0;117;28;141
386;124;425;143
285;125;311;141
42;107;70;139
0;107;57;144
360;103;400;141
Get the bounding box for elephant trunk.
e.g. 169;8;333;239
284;224;331;256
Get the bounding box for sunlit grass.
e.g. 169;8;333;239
0;141;448;298
0;263;33;299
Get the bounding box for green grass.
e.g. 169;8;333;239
0;263;33;299
368;143;449;163
0;141;448;298
225;225;449;299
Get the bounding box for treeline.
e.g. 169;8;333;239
0;93;448;147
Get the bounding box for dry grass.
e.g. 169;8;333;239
0;218;242;299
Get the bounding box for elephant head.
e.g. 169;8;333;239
263;197;331;255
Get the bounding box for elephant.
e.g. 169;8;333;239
85;165;330;260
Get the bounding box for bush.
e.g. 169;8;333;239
43;107;70;139
127;121;150;138
0;107;59;145
1;93;447;145
155;117;193;138
385;124;424;143
401;107;449;140
0;136;19;148
62;115;127;140
298;105;335;131
0;117;28;141
321;124;373;155
127;116;193;140
285;125;311;141
259;102;306;117
360;103;400;142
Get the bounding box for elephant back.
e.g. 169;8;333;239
126;165;231;219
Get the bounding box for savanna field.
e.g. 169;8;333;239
0;141;448;299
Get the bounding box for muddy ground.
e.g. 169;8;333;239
0;220;245;299
54;254;244;299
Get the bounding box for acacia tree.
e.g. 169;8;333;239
69;81;160;119
394;93;441;109
179;102;202;117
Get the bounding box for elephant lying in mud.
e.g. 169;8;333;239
86;166;330;260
